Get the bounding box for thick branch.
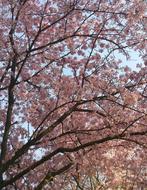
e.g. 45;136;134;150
35;162;73;190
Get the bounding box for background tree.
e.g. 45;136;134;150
0;0;146;189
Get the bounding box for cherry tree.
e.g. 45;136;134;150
0;0;146;189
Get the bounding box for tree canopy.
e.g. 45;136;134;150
0;0;147;189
